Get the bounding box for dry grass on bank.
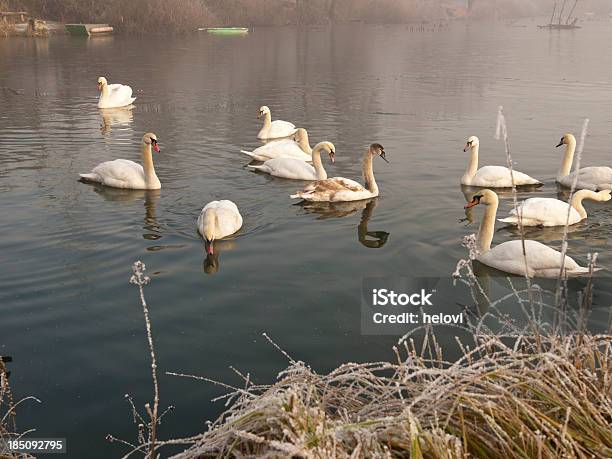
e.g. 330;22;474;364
1;0;214;33
1;358;19;459
2;0;451;32
164;332;612;458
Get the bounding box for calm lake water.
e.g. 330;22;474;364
1;21;611;457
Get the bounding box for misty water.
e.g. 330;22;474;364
1;21;611;457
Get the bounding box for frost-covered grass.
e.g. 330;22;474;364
163;331;612;458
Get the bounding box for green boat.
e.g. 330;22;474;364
199;27;249;36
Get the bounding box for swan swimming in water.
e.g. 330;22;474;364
257;106;296;140
197;200;243;255
461;136;541;187
290;143;387;202
79;133;161;190
242;128;312;162
464;189;598;278
247;141;335;180
97;76;136;109
556;133;612;191
498;189;611;227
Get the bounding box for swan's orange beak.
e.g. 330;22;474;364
464;196;481;209
152;140;160;153
205;240;214;255
329;151;335;163
463;144;470;152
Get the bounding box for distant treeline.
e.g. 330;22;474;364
0;0;456;33
3;0;600;33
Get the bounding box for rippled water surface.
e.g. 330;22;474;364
1;22;611;457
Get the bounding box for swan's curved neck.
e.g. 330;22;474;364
297;132;312;154
477;200;498;253
558;137;576;178
141;143;160;188
464;145;479;181
100;84;109;99
363;151;378;194
570;189;600;219
311;146;328;180
261;112;271;131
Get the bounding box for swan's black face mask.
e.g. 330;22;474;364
464;195;483;209
556;138;565;148
464;140;473;152
371;143;388;163
151;139;160;152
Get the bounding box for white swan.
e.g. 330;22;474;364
465;189;597;278
242;128;312;162
197;200;243;255
247;141;334;180
97;76;136;109
79;133;161;190
556;133;612;191
498;189;611;226
461;136;541;187
257;106;296;140
290;143;387;202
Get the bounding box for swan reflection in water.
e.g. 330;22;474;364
297;198;389;248
202;239;237;275
89;185;162;242
99;105;134;135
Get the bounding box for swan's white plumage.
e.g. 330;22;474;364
461;136;541;187
555;133;612;191
259;120;296;140
97;77;136;108
197;200;243;240
79;133;161;190
247;141;333;180
81;159;150;189
257;106;296;140
558;166;612;191
241;140;311;162
467;189;596;278
248;158;317;180
479;240;590;278
465;165;541;187
498;190;611;226
499;198;582;226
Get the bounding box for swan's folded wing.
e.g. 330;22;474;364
330;177;366;192
491;240;580;271
475;166;539;186
577;167;612;188
92;159;144;184
512;198;569;220
264;158;316;178
109;84;133;102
